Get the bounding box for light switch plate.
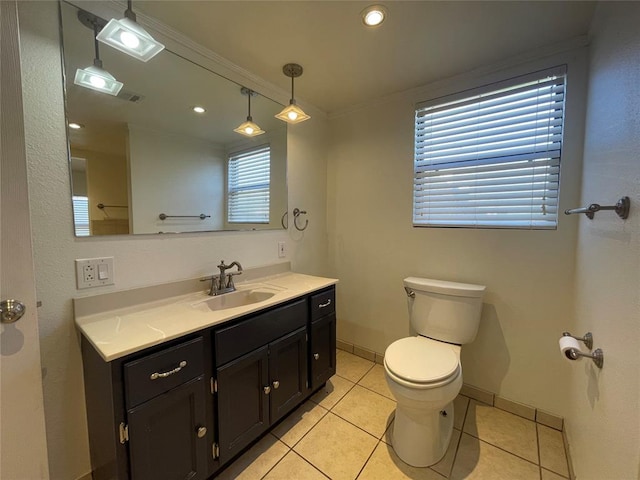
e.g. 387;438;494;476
278;241;286;258
75;257;114;289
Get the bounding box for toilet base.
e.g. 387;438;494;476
391;400;454;467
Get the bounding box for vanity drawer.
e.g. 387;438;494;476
215;299;307;365
310;288;335;322
124;337;204;409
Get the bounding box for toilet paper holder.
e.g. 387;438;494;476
562;332;604;369
562;331;593;350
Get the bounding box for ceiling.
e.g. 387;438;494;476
135;1;597;115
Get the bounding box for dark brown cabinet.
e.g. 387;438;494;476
127;376;209;480
81;285;335;480
309;289;337;390
216;327;307;464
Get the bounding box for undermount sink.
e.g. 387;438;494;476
195;286;281;312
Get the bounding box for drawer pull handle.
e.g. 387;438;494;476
319;299;331;308
197;426;207;438
263;385;271;394
272;380;280;389
313;353;320;360
150;361;187;380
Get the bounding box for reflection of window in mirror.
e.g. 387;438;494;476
72;195;90;236
227;145;271;224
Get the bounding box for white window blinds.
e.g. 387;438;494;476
227;145;271;224
413;66;566;229
72;195;90;236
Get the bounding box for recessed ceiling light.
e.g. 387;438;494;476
362;5;387;27
192;106;206;114
68;122;84;130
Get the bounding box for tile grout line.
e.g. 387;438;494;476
354;438;383;480
446;399;472;478
536;423;543;480
461;431;543;468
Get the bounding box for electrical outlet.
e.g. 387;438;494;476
278;241;286;258
76;257;115;289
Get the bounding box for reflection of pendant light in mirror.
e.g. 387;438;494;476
275;63;311;124
234;87;265;137
96;0;164;62
74;13;123;96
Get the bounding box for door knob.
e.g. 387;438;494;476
1;300;25;324
313;353;320;360
197;426;207;438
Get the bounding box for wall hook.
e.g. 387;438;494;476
564;196;629;220
293;208;309;231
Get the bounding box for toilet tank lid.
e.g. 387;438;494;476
403;277;486;298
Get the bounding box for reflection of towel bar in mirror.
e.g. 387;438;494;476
159;213;211;220
97;203;128;209
564;196;629;219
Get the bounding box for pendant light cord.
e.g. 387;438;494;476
291;75;295;102
92;23;103;68
125;0;137;21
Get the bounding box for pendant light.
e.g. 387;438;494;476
74;14;123;96
234;87;265;137
96;0;164;62
275;63;311;124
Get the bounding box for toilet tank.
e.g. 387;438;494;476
404;277;486;345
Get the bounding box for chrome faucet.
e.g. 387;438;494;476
201;260;243;296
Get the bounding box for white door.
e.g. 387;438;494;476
0;1;50;478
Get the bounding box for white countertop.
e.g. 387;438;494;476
75;272;338;362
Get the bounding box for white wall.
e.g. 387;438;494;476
327;48;588;416
128;125;225;232
17;3;328;479
567;3;640;479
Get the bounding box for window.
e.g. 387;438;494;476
227;145;270;224
413;66;566;229
72;195;90;236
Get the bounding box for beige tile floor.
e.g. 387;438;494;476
216;350;570;480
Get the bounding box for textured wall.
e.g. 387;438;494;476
327;48;588;416
17;3;328;479
568;3;640;479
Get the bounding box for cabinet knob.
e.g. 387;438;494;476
263;385;271;394
197;426;207;438
272;380;280;389
313;353;320;360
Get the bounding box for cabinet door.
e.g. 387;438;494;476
217;345;269;465
310;313;336;390
127;376;209;480
268;327;308;424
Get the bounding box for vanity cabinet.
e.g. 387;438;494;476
81;334;215;480
80;285;336;480
214;299;308;464
216;328;307;464
310;289;337;390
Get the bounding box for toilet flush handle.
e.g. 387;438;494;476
404;287;415;298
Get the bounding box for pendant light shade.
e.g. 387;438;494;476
275;63;311;124
96;1;164;62
74;14;123;96
74;62;123;96
234;88;265;137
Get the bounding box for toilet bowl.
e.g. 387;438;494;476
384;277;485;467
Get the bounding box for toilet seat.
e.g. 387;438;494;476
384;336;460;389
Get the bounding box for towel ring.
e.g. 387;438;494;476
281;211;288;229
293;208;308;231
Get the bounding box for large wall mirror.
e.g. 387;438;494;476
60;1;287;236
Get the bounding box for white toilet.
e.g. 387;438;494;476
384;277;486;467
